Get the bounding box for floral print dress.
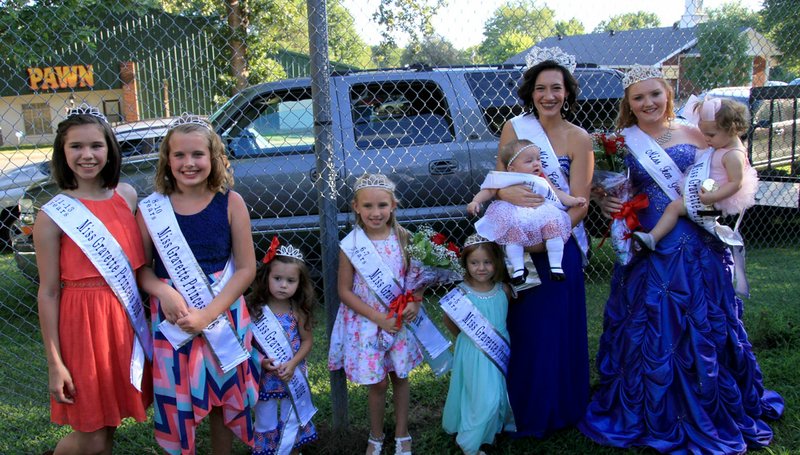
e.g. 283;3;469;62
327;229;423;384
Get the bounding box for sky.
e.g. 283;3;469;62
342;0;765;49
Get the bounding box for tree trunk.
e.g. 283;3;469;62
225;0;249;93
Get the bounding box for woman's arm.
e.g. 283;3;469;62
33;211;75;404
177;191;257;333
495;121;545;208
136;211;190;324
337;249;398;334
564;129;593;227
700;149;746;205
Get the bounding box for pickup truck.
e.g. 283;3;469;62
13;65;624;278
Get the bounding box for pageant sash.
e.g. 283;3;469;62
438;286;510;376
42;194;151;391
480;171;564;209
340;228;452;360
683;148;720;235
251;307;317;431
510;115;590;259
622;125;683;201
139;192;249;373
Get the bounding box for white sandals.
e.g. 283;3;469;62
394;434;412;455
366;433;384;455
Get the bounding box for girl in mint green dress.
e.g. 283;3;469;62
442;237;515;455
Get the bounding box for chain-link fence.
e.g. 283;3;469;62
1;0;799;452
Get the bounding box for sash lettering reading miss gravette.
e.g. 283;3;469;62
42;194;152;391
139;192;249;373
438;286;510;376
340;227;451;360
622;125;683;201
251;306;317;437
683;148;719;234
510;115;590;258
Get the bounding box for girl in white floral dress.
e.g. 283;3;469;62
328;173;423;455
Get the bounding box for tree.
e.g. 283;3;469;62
684;9;751;90
555;18;585;37
592;11;660;33
372;0;445;48
479;0;565;64
400;35;471;66
763;0;800;74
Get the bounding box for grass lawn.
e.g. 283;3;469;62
1;247;798;454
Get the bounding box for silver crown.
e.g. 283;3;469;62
67;103;108;123
354;173;396;193
463;233;492;248
524;46;577;73
622;65;664;89
276;244;304;261
169;113;211;130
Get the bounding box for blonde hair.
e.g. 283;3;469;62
352;173;410;268
706;98;750;137
616;77;675;130
155;123;233;194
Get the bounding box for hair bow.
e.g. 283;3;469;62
682;94;722;125
262;236;280;264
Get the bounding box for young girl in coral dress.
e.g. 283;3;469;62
34;105;152;453
137;114;258;454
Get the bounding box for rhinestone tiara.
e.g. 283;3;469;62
524;46;577;73
275;244;304;261
463;233;493;248
622;65;664;89
169;113;211;130
67;103;108;123
354;173;396;193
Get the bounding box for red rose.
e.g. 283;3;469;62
446;241;460;257
431;232;446;245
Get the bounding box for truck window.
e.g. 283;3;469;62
464;70;524;137
350;81;455;149
224;89;315;157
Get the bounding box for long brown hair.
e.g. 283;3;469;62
51;114;121;190
246;256;315;331
459;241;509;284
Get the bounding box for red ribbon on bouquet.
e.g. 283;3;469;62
387;291;417;329
598;193;650;247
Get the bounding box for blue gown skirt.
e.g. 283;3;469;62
579;215;784;454
507;237;590;437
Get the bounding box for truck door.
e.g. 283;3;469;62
334;72;473;227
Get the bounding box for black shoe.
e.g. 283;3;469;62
550;271;566;281
510;268;527;287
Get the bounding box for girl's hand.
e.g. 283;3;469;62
402;298;420;323
497;184;545;208
48;362;75;404
699;187;715;205
376;313;399;334
261;357;280;373
176;308;212;334
158;287;190;324
598;195;623;219
277;362;297;382
467;201;482;216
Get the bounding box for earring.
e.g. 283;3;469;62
562;101;570;112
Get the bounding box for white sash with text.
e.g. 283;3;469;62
622;125;683;201
42;194;152;391
438;286;510;376
139;192;249;373
340;228;451;359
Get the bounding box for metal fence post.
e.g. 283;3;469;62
307;0;349;432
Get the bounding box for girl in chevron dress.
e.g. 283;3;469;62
137;115;259;454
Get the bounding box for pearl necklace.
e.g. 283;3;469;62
654;122;673;146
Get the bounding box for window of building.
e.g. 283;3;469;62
22;103;52;136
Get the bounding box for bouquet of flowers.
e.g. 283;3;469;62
405;225;464;291
591;132;646;265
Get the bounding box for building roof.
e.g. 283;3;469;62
506;26;699;68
